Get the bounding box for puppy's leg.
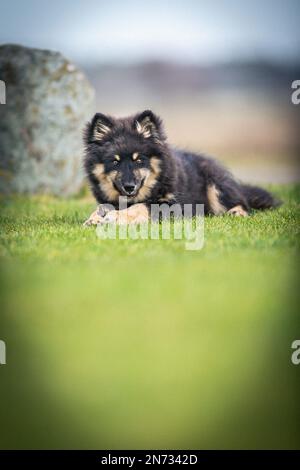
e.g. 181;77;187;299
100;203;149;224
227;205;248;217
206;184;227;215
83;204;113;226
207;181;249;216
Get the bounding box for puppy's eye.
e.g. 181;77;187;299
136;158;142;164
113;160;119;165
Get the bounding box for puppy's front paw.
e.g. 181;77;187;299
99;204;149;225
100;210;119;223
83;206;107;226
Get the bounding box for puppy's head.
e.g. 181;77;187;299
84;110;166;202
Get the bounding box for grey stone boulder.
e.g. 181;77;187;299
0;44;95;195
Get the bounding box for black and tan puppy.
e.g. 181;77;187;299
83;110;279;225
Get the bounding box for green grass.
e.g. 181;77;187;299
0;185;299;449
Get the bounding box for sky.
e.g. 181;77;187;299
0;0;300;65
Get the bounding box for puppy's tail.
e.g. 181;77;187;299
241;184;281;210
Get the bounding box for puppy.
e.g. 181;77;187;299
83;110;280;225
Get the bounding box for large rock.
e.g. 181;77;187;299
0;44;95;195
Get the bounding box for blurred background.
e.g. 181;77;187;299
1;0;299;183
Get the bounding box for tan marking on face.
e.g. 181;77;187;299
227;205;248;217
114;154;121;161
150;156;161;174
92;163;105;179
159;193;175;203
132;152;139;161
133;157;161;203
135;167;150;178
92;163;119;201
207;184;226;215
132;167;147;181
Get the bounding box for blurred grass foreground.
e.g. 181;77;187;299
0;185;299;449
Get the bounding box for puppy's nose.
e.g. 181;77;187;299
123;183;136;194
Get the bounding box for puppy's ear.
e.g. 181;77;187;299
135;110;165;142
89;113;114;142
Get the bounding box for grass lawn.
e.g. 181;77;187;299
0;185;299;449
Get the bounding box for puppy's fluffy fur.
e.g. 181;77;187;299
83;110;280;223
